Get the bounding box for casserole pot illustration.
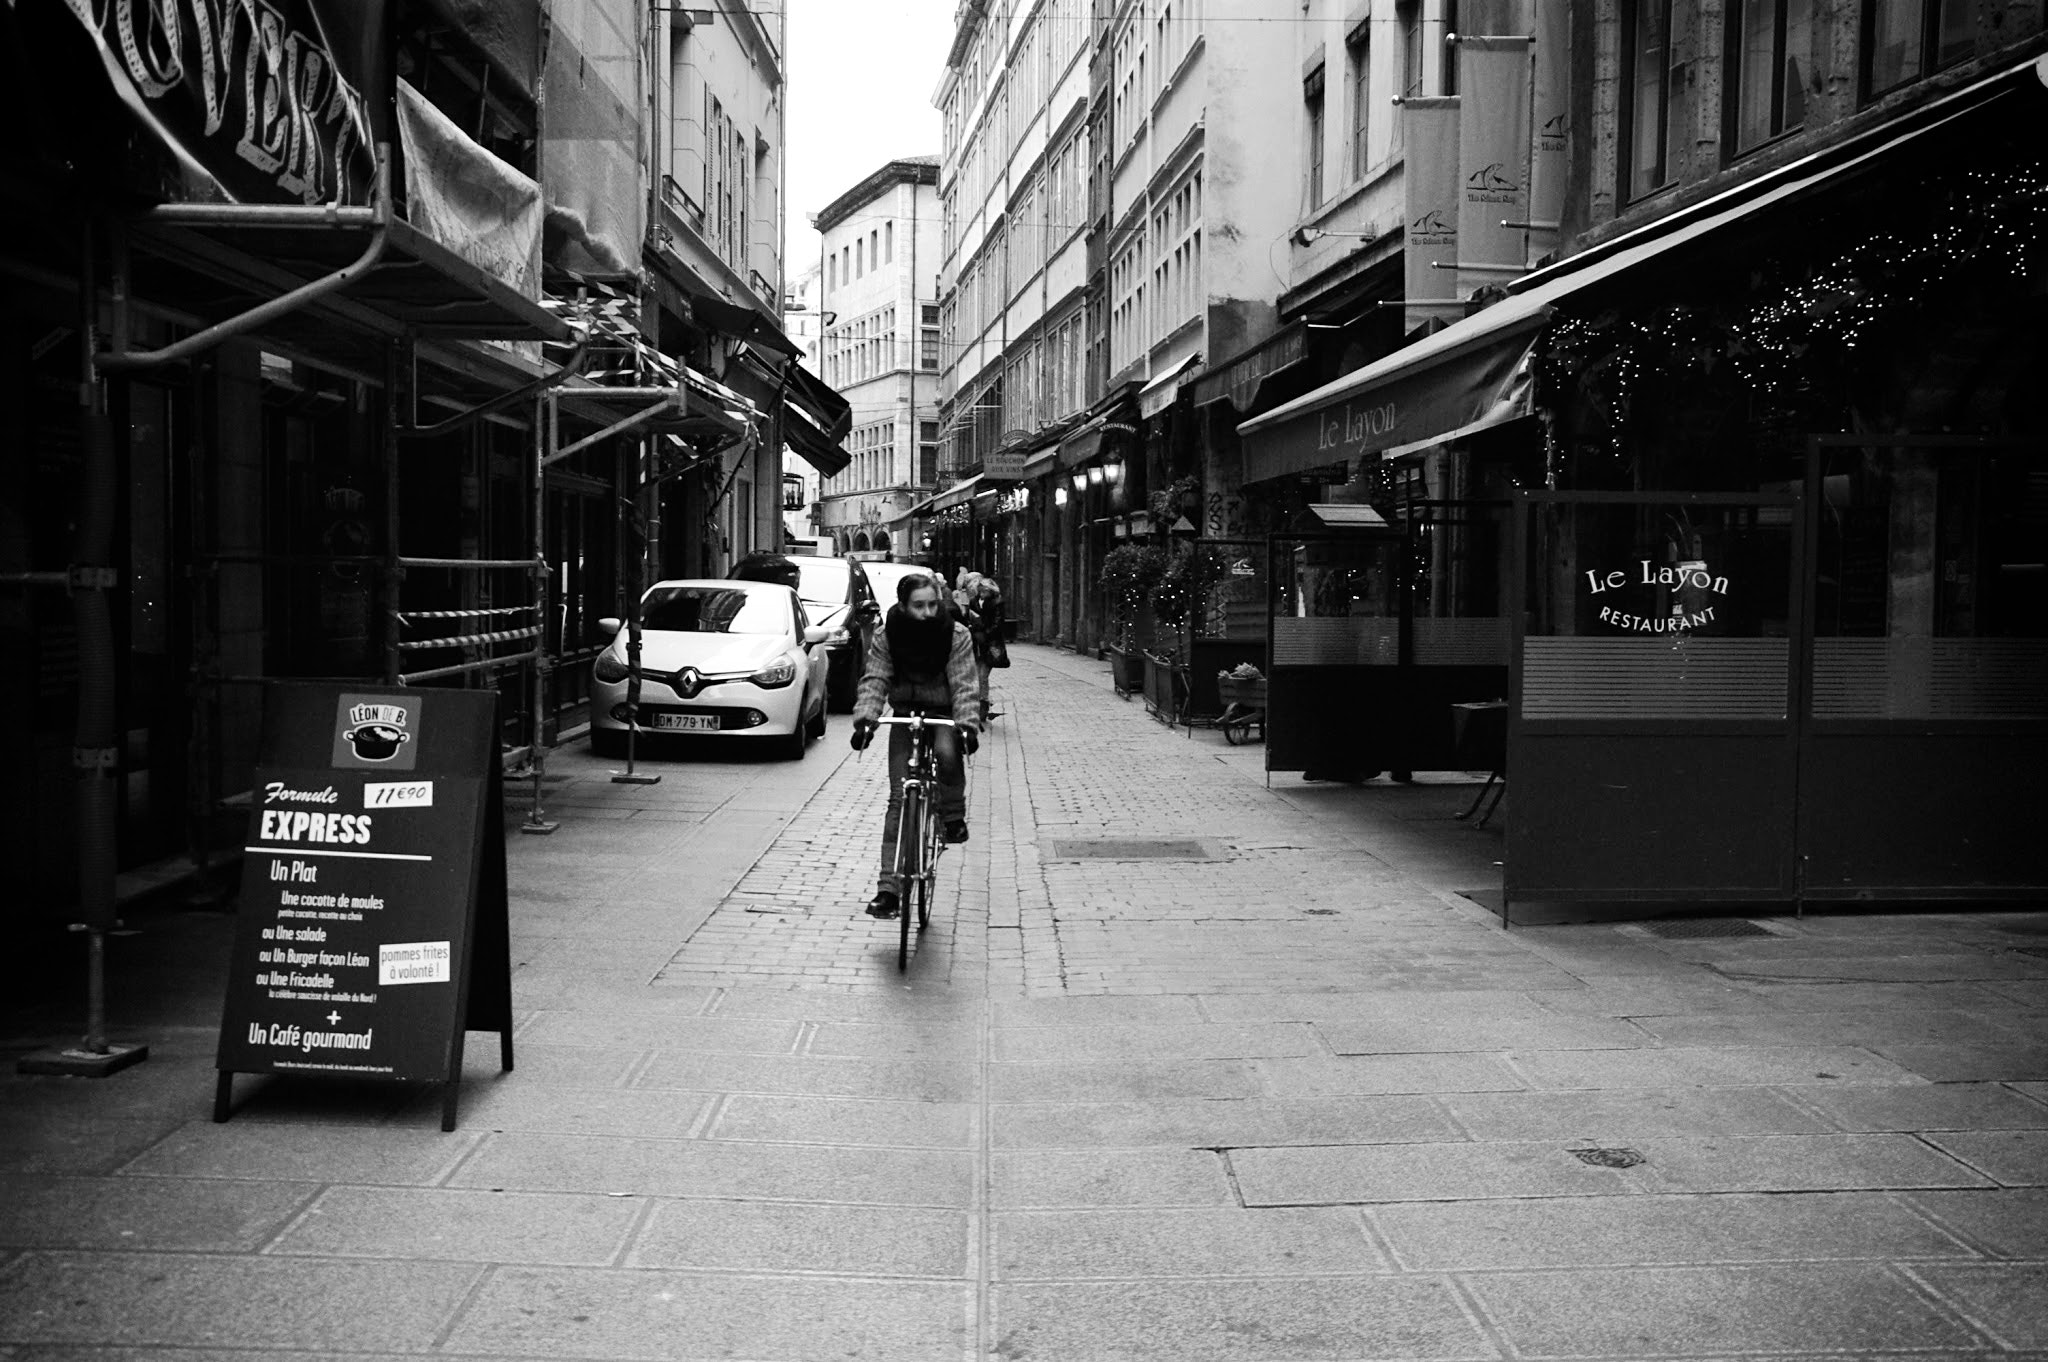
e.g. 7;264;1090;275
343;722;411;761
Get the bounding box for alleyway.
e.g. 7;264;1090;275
3;643;2047;1359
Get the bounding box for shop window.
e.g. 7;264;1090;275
1622;0;1680;200
1862;0;1986;100
1730;0;1811;154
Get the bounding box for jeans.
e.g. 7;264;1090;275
877;720;966;895
975;660;993;717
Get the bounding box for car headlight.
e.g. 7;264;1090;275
749;658;796;688
593;651;630;683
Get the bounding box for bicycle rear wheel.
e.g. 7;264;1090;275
896;783;924;971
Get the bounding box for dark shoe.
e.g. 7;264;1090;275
864;890;900;919
984;709;1002;721
943;819;969;844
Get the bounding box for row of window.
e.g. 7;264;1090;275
671;26;776;290
1110;0;1205;158
1625;0;2008;202
825;221;894;296
822;304;943;390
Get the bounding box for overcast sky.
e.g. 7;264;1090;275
783;0;955;266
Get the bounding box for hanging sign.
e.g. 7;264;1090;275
1401;96;1462;335
1528;25;1568;266
213;684;512;1131
60;0;384;207
1455;36;1533;299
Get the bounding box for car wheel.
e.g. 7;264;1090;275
778;708;809;761
807;697;827;740
590;729;626;759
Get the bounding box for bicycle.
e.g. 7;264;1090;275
864;714;965;970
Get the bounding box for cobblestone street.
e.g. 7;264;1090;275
3;642;2047;1359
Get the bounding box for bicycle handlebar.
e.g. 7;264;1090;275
867;715;964;729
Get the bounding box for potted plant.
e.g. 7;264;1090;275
1150;543;1228;639
1099;542;1167;695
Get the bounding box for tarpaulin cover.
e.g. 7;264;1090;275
60;0;382;205
542;0;643;276
397;79;542;300
416;0;542;102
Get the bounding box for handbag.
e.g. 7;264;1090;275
987;637;1010;668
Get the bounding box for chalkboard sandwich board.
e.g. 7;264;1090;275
214;684;513;1131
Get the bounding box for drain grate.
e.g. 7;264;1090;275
1642;918;1774;939
1571;1146;1646;1169
1048;838;1213;860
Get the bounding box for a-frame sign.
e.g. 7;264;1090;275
214;684;513;1131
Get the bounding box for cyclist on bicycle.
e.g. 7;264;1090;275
849;572;981;920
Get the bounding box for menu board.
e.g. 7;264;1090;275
214;684;511;1131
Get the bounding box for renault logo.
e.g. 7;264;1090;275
673;667;703;698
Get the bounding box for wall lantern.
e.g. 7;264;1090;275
1070;470;1088;492
1104;459;1124;486
1054;485;1069;506
1087;465;1105;487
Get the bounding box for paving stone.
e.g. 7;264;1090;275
1906;1188;2048;1257
269;1185;641;1264
1912;1263;2048;1348
1787;1080;2048;1133
1442;1087;1831;1140
1922;1129;2048;1185
116;1121;479;1186
994;1022;1321;1062
515;1012;801;1053
1869;1042;2048;1082
629;1199;970;1276
802;1020;981;1059
994;994;1207;1026
1631;1132;1994;1193
448;1131;974;1206
1508;1044;1923;1090
1233;1140;1649;1205
0;1174;315;1251
635;1050;977;1102
1315;1014;1651;1054
0;1114;183;1177
1198;990;1563;1024
993;1095;1463;1149
394;1083;710;1138
995;1206;1386;1278
1373;1191;1975;1269
1465;1263;1986;1356
1254;1052;1527;1097
0;1251;480;1350
443;1267;970;1359
707;1093;974;1148
989;1059;1261;1102
992;1148;1235;1208
709;988;978;1021
992;1277;1496;1360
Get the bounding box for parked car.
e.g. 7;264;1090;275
859;560;947;615
589;579;829;760
728;552;879;712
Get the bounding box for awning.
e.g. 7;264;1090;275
928;474;985;513
779;362;853;477
1191;323;1310;412
1137;354;1202;417
1240;53;2045;482
1056;416;1138;469
1022;447;1060;479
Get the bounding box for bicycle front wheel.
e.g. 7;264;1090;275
896;783;925;971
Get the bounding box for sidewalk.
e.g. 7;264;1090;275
1;640;2045;1360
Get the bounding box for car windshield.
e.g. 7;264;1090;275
639;586;787;635
864;564;941;605
736;556;849;606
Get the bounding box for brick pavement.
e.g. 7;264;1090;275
3;641;2046;1359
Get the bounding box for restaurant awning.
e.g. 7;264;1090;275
1191;323;1310;413
779;362;853;477
1056;416;1139;469
1137;354;1202;417
928;474;985;513
1240;52;2044;482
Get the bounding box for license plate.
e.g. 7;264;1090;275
651;713;719;733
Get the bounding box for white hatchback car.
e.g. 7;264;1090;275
589;579;830;760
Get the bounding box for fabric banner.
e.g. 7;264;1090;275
397;81;542;301
542;0;644;276
1455;36;1533;299
1529;13;1568;266
1402;97;1462;336
60;0;383;206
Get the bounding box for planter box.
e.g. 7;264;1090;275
1217;677;1267;708
1107;645;1145;694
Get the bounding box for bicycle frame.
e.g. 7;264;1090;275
867;713;962;970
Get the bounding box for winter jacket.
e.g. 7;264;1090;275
853;619;981;730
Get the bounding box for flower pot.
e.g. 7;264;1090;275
1107;645;1144;696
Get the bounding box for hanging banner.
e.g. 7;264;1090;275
60;0;384;206
397;79;542;301
1402;96;1462;336
1455;36;1533;299
1529;18;1568;266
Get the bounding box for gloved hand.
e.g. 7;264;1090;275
849;718;877;751
960;726;979;756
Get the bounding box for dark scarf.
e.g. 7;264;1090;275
885;604;952;681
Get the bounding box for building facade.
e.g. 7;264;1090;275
814;158;944;558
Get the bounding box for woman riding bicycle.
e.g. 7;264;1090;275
849;572;981;920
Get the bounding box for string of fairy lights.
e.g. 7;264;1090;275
1541;160;2048;470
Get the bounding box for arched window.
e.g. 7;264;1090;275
854;532;871;551
873;531;891;554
